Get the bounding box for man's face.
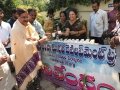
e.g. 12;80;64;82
28;11;37;23
92;3;99;13
13;12;18;19
113;2;119;10
0;11;4;20
18;12;29;26
116;11;120;22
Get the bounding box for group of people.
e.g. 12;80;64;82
89;0;120;45
0;8;47;90
44;7;87;40
1;0;120;90
43;0;120;45
90;0;120;82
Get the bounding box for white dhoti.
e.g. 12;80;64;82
0;62;16;90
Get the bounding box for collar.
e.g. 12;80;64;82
32;20;37;25
116;20;120;26
93;9;101;14
16;19;29;28
0;21;3;27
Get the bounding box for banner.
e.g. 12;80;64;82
40;40;120;90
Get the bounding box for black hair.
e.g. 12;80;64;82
12;8;17;14
47;8;54;15
60;11;67;18
27;8;37;14
16;8;27;16
91;0;100;6
117;5;120;12
113;0;120;4
68;8;78;16
0;8;4;13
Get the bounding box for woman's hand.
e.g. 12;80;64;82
70;31;77;35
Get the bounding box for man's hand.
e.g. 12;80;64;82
114;36;120;45
110;36;120;49
2;42;8;47
0;77;3;81
110;37;116;49
26;37;37;41
2;39;10;47
38;36;48;44
0;55;8;65
57;31;62;35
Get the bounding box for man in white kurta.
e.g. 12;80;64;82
0;41;16;90
89;1;108;45
0;8;11;54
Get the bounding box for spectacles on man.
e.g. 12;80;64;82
20;16;28;19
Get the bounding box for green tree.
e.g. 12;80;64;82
0;1;4;9
15;0;47;11
1;0;16;21
47;0;110;10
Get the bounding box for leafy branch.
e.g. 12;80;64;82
47;0;111;10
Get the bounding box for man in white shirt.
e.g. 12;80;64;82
89;1;108;44
0;40;16;90
0;8;11;54
0;8;15;73
28;8;46;38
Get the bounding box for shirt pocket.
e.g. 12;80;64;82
96;17;102;24
96;18;103;27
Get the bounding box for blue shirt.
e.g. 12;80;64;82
32;20;45;38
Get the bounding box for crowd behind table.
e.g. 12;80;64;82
0;0;120;90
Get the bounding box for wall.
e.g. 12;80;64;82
75;0;113;29
40;0;113;32
76;0;113;19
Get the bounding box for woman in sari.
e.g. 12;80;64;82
65;8;87;39
11;8;46;90
54;11;69;39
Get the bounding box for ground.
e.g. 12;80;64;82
40;78;66;90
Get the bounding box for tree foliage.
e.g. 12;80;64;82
0;1;4;9
47;0;111;10
4;0;16;20
14;0;48;11
0;0;111;21
0;0;16;20
0;0;48;20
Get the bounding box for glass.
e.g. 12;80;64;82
29;13;36;17
20;16;28;19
